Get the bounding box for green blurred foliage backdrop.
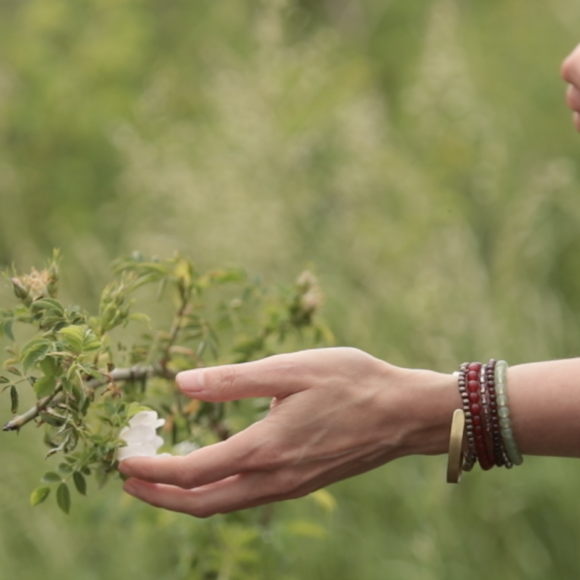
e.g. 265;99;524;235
2;0;580;578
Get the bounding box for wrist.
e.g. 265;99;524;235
398;368;460;457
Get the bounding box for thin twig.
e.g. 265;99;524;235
2;365;175;432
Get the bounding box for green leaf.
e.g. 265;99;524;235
58;463;73;475
20;339;52;373
40;412;66;427
73;472;87;496
0;376;9;384
10;385;18;414
128;312;151;326
40;357;58;378
41;471;63;483
6;366;21;376
57;326;85;353
58;325;102;353
30;486;51;507
82;331;102;352
34;375;56;398
127;402;153;418
31;298;65;315
56;482;71;514
2;319;14;341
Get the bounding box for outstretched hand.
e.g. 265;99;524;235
119;348;456;517
562;43;580;131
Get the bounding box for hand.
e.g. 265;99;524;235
562;43;580;131
119;347;457;517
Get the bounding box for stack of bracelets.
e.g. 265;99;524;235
447;359;523;484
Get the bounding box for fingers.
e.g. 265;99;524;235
567;84;580;111
562;44;580;86
119;421;276;488
123;460;337;517
122;451;388;517
123;472;290;517
562;43;580;131
177;351;313;402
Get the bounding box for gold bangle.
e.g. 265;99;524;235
446;408;466;484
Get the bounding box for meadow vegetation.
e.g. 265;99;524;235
1;0;580;578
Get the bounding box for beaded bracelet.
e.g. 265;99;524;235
456;363;477;471
448;358;522;482
479;361;497;468
467;362;494;470
484;360;513;468
494;360;523;466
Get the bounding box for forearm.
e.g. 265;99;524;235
508;359;580;458
405;358;580;460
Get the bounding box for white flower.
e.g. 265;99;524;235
118;411;166;461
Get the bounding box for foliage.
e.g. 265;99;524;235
0;251;333;576
2;0;580;578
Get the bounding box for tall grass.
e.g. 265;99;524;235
1;0;580;578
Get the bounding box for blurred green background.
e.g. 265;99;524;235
2;0;580;577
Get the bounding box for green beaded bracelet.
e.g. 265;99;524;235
494;360;523;466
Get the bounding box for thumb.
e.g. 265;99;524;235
176;352;307;402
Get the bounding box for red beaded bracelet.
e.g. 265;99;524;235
449;358;521;482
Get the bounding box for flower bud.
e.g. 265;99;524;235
11;278;29;301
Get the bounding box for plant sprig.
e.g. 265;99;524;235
1;251;331;514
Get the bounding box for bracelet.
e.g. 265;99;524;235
495;360;523;466
448;358;522;483
456;363;477;471
447;409;466;484
484;360;512;468
467;362;494;470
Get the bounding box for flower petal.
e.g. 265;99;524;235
118;442;158;461
120;425;158;444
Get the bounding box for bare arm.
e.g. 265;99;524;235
119;349;580;517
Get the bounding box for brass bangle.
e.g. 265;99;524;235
447;408;466;484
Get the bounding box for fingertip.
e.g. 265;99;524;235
177;369;206;395
561;57;573;83
118;458;133;476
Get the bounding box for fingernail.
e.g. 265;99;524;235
177;369;206;393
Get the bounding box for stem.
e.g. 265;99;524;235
2;365;175;432
160;296;189;370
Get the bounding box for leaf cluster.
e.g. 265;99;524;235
1;252;331;514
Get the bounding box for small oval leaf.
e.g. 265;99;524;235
30;486;51;507
41;471;63;483
10;385;18;414
56;482;71;514
73;472;87;496
20;339;52;373
34;375;56;399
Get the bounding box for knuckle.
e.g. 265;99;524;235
215;365;240;398
173;458;199;488
246;435;297;471
247;441;283;470
270;469;302;495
